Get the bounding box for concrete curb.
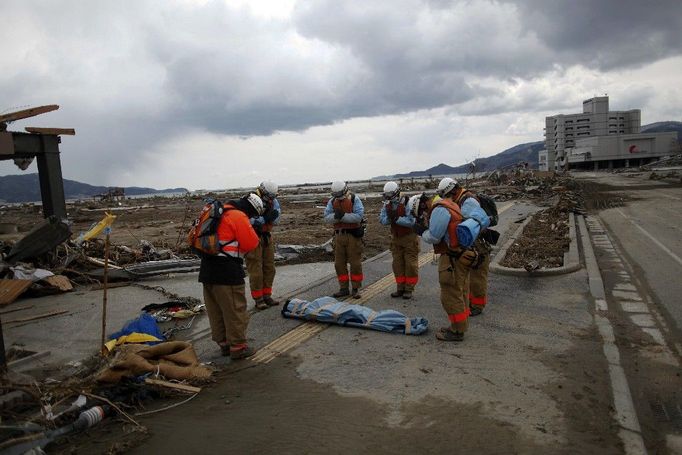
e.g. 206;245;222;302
490;212;581;276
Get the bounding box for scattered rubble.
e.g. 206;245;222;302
1;172;586;305
500;184;584;270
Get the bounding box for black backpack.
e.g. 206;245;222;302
476;193;498;227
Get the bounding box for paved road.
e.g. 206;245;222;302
15;182;682;454
577;172;682;334
121;200;628;454
575;171;682;452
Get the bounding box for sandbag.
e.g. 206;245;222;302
96;341;211;383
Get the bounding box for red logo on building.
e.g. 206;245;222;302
629;145;640;153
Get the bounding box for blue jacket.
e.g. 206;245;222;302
423;197;490;247
250;198;281;227
422;206;452;246
324;194;364;224
379;200;415;228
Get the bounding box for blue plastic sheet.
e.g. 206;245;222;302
109;313;165;344
461;198;490;228
282;296;428;335
457;219;479;248
457;199;491;247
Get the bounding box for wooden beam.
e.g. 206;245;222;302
25;127;75;136
0;280;32;306
144;378;202;394
0;105;59;124
4;310;69;324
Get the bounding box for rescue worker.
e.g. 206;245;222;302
419;178;479;342
246;181;281;310
379;182;419;299
199;193;263;359
444;177;492;316
324;181;365;299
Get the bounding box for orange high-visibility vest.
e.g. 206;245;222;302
332;195;360;230
431;198;463;254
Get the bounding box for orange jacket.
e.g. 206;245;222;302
217;204;259;257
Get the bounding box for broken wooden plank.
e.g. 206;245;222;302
4;310;69;324
42;275;73;291
0;279;33;306
0;305;35;316
0;105;59;124
84;255;123;270
25;127;75;136
144;378;201;394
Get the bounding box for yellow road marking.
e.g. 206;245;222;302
252;200;516;364
252;251;433;364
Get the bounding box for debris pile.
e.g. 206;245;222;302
480;172;571;205
0;312;212;453
641;154;682;170
500;188;583;270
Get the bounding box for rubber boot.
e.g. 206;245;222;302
230;345;256;360
469;305;483;317
333;287;350;298
264;295;279;307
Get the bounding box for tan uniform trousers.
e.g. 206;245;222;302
245;235;276;302
469;238;492;310
438;254;471;333
391;232;420;292
334;232;364;289
202;283;249;347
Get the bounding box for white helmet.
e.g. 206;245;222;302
245;193;265;215
382;181;400;201
330;181;348;198
258;180;278;201
437;177;458;197
407;194;425;218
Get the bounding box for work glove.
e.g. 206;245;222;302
334;208;345;220
481;229;500;245
413;223;427;236
263;209;279;223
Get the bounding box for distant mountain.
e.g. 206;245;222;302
377;120;682;179
0;173;188;203
380;141;544;179
641;121;682;141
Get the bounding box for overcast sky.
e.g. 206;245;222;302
1;0;681;191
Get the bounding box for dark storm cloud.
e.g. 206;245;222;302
508;0;682;70
1;0;680;185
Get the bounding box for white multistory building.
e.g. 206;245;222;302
540;96;676;171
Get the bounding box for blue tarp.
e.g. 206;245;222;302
108;313;165;344
282;296;428;335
